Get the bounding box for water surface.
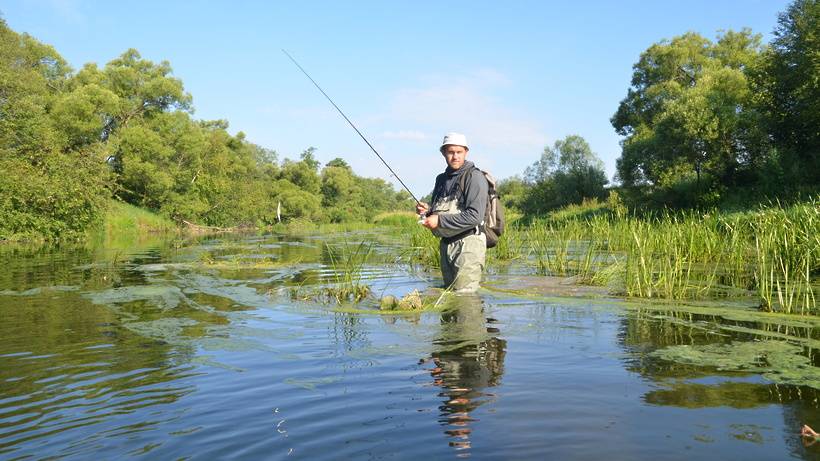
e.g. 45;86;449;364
2;230;819;460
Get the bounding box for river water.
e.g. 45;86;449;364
1;230;819;460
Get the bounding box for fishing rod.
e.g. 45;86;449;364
282;49;421;206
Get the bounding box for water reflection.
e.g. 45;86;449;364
0;291;198;459
618;306;820;459
426;295;506;455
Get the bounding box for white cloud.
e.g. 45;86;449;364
356;69;549;195
387;70;548;154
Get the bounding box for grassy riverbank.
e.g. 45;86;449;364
409;199;820;315
102;200;177;236
94;200;178;247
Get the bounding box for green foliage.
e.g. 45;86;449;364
0;152;110;241
612;3;820;207
521;135;608;214
612;30;766;206
753;0;820;189
0;19;408;240
496;176;528;212
0;20;109;241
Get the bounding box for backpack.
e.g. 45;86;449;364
458;166;505;248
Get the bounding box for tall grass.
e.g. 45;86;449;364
102;200;177;237
409;224;440;268
372;211;418;227
324;241;374;303
517;200;819;314
751;203;819;314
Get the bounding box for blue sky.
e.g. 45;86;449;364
3;0;791;196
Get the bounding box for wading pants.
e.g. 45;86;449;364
440;233;486;293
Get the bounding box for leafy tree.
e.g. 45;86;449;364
326;157;351;170
321;162;359;206
299;146;321;170
0;19;109;240
496;176;528;211
0;18;408;238
612;30;767;205
523;146;557;184
281;157;321;195
521;135;608;213
51;83;119;149
273;179;321;220
754;0;820;187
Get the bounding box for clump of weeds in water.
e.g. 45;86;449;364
324;241;374;303
752;201;819;314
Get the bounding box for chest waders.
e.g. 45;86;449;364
431;189;486;293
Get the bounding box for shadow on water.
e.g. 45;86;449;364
424;294;506;456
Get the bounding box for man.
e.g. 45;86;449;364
416;133;488;293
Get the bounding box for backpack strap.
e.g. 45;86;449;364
457;165;478;209
429;173;446;208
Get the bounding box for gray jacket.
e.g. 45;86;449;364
430;161;488;239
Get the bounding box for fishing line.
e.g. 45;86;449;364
282;49;420;205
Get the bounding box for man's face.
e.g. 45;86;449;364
442;145;468;170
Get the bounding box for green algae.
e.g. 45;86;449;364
283;376;342;390
123;317;199;344
650;340;820;389
84;285;188;310
0;285;80;296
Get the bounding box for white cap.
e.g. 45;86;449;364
440;132;469;151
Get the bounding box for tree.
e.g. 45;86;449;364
521;135;608;213
496;176;528;211
281;158;321;195
326;157;351;170
299;147;321;170
755;0;820;187
523;146;557;184
611;30;766;205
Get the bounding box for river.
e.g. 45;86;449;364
1;229;819;460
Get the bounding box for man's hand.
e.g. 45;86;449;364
416;201;429;216
422;213;439;229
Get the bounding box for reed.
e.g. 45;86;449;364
409;225;440;268
490;224;525;262
515;199;819;314
324;241;374;303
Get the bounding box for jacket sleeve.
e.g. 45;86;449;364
437;169;488;235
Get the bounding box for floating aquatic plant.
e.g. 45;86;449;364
650;340;820;390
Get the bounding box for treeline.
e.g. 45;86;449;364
0;20;409;241
501;0;818;215
498;135;609;215
614;0;818;208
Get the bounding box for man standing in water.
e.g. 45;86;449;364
417;133;488;293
